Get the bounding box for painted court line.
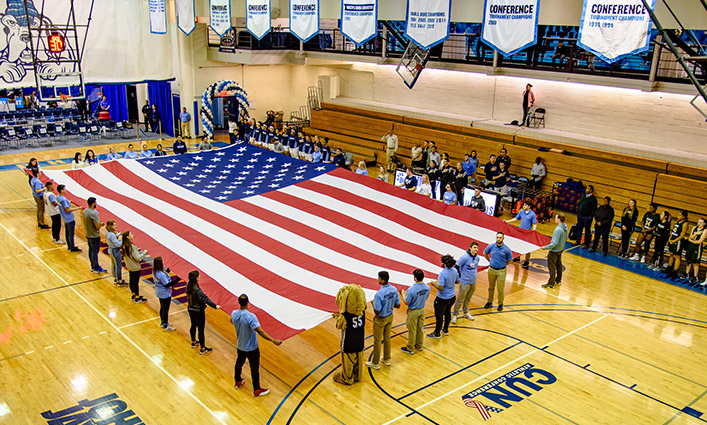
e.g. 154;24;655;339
0;221;228;425
381;314;607;425
118;309;188;329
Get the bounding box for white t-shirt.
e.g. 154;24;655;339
228;121;238;134
417;183;432;197
44;191;61;216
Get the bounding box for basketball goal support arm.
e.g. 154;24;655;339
639;0;707;111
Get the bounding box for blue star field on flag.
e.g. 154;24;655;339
138;144;338;202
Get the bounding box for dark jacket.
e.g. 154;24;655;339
620;207;639;230
594;204;614;227
577;194;597;217
187;286;217;312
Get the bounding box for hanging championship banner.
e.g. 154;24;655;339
481;0;539;56
289;0;319;42
148;0;167;34
247;0;271;40
210;0;232;37
578;0;655;63
341;0;377;46
176;0;196;35
405;0;450;49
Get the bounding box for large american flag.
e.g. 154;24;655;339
42;144;548;340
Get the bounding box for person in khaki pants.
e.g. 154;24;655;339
366;271;400;370
483;232;514;312
400;269;430;354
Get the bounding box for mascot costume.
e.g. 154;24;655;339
332;284;367;385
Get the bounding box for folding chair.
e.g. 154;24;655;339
529;107;545;129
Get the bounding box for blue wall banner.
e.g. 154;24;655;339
481;0;539;56
289;0;320;42
148;0;167;34
210;0;232;37
404;0;450;50
578;0;655;63
247;0;271;40
176;0;196;35
341;0;377;46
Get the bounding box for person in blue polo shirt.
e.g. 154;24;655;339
56;184;81;252
231;294;283;397
29;169;49;229
366;271;400;370
452;241;480;324
484;232;514;311
401;269;430;354
505;201;538;269
123;143;139;159
427;254;459;339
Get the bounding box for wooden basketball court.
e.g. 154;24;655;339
0;142;705;424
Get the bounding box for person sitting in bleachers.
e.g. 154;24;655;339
529;156;546;190
398;168;417;191
355;161;368;176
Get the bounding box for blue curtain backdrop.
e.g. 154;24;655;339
84;84;129;122
147;81;174;136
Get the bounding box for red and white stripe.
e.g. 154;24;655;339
43;158;548;340
464;399;492;421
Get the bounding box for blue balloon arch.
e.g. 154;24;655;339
200;80;250;140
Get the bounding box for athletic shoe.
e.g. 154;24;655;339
235;379;245;389
451;316;457;324
254;388;270;397
640;256;646;263
426;332;442;339
465;313;475;321
588;248;596;253
497;305;504;312
136;296;147;303
442;330;449;336
415;347;424;351
54;239;65;244
132;297;142;304
39;224;50;229
91;269;99;274
401;347;414;355
383;359;391;366
365;361;380;370
70;248;82;252
97;267;108;273
522;261;530;269
200;347;213;355
191;341;199;349
630;254;640;261
484;302;492;309
556;281;562;285
162;325;176;331
542;283;555;288
116;280;128;286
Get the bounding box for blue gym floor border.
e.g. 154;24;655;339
268;306;707;425
565;242;706;295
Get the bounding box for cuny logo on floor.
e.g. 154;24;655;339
461;363;557;420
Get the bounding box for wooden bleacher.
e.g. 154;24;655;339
307;102;707;224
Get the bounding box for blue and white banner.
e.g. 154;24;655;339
210;0;232;37
176;0;196;35
341;0;377;46
481;0;539;56
578;0;655;63
148;0;167;34
404;0;451;50
247;0;271;40
290;0;319;42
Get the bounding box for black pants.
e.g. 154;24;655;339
87;237;100;271
159;297;171;326
433;296;456;335
591;223;611;254
576;214;593;246
235;347;261;390
522;104;531;126
189;309;206;347
620;228;633;255
547;250;563;284
528;179;543;190
129;270;141;297
50;214;61;241
652;237;668;265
